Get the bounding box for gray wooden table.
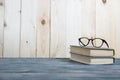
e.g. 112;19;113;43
0;58;120;80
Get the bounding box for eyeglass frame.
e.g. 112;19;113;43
78;37;109;48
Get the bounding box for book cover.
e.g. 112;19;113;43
70;45;115;57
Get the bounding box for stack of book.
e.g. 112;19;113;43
70;45;115;64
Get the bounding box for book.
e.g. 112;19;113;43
70;53;114;64
70;45;115;57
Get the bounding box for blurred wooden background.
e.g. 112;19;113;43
0;0;120;58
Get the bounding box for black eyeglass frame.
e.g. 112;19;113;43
78;37;109;48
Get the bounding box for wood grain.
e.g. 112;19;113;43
20;0;37;57
114;0;120;58
3;0;20;57
0;58;120;79
36;0;50;57
81;0;96;38
66;0;82;58
50;0;67;58
96;0;120;58
0;0;4;57
0;0;120;58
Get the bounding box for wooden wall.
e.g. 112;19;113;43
0;0;120;58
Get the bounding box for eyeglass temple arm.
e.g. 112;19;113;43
104;40;109;48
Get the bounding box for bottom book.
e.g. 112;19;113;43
70;53;114;64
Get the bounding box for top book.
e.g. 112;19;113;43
70;45;115;57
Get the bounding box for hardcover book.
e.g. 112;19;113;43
70;53;114;64
70;45;115;57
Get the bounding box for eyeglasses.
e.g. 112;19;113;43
78;37;109;48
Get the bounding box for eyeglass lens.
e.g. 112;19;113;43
80;38;89;46
92;39;103;47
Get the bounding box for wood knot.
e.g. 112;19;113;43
41;19;46;25
26;41;28;43
102;0;106;4
0;2;3;6
4;21;7;27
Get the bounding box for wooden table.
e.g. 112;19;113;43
0;58;120;80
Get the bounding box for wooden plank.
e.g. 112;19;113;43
114;0;120;58
20;0;37;57
96;0;120;58
50;0;67;58
81;0;96;38
0;58;120;79
96;0;112;48
36;0;50;57
66;0;83;58
3;0;20;57
0;0;4;57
